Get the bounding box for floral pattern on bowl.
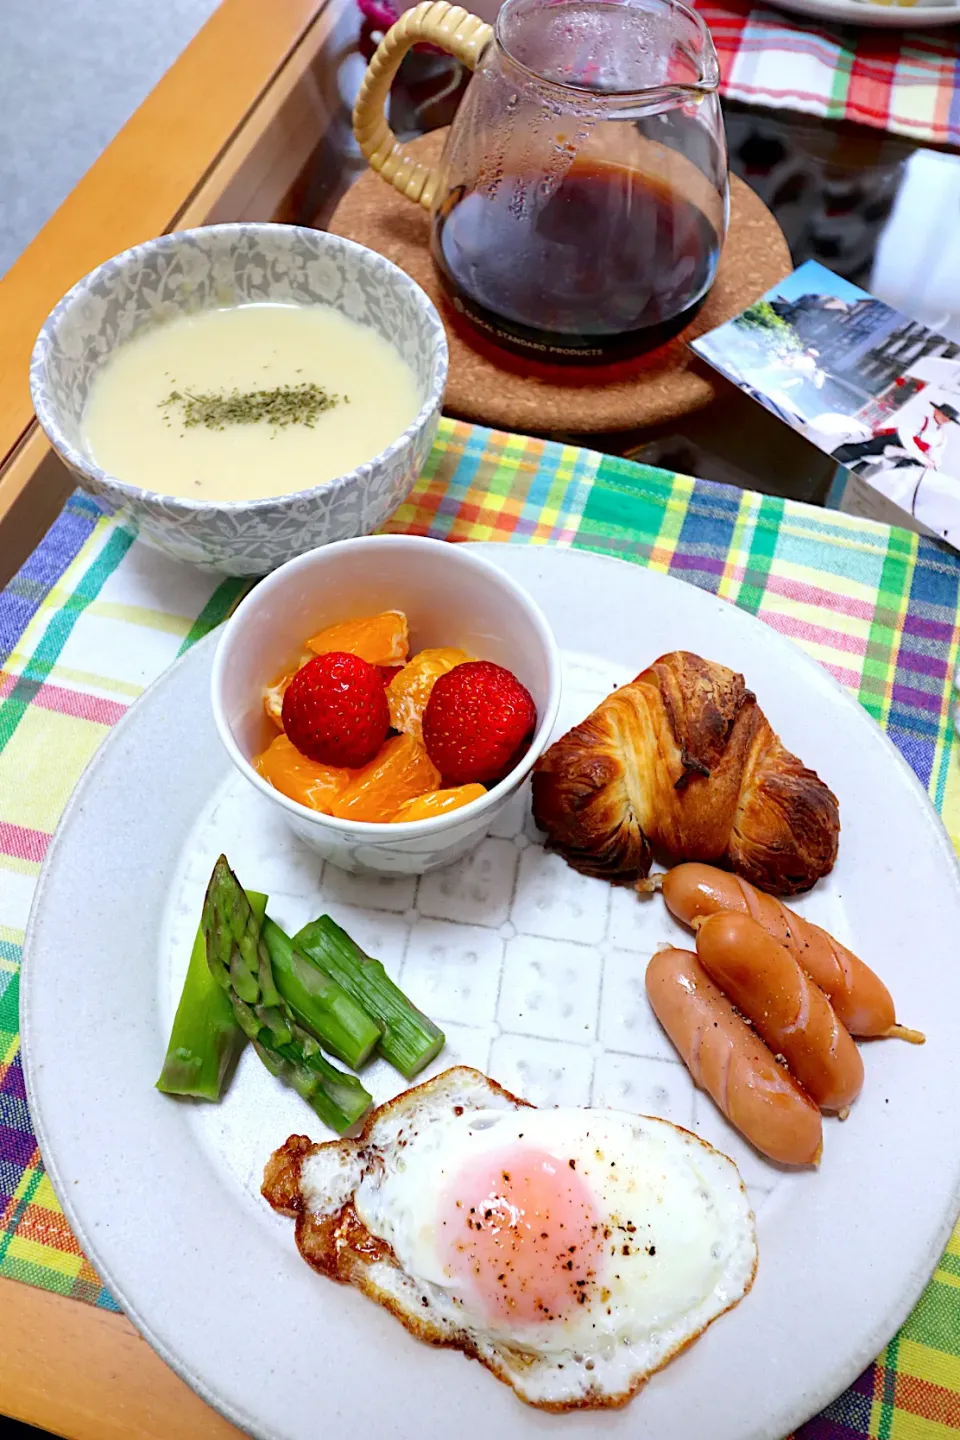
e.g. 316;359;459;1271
30;224;448;576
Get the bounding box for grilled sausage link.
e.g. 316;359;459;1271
646;947;823;1166
695;912;863;1112
643;863;922;1043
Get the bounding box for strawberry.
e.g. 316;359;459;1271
376;664;405;687
281;651;389;769
422;660;537;784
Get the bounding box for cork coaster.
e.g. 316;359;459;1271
329;129;791;434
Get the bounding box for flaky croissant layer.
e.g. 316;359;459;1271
531;651;839;896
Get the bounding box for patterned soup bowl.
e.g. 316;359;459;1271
29;224;448;576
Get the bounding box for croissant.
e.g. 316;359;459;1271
531;651;839;895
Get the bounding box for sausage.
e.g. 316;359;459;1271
646;947;823;1166
695;912;864;1112
643;862;923;1043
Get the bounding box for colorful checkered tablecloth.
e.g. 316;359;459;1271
3;417;960;1435
696;0;960;149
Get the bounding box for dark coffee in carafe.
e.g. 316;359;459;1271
433;158;721;361
354;0;728;366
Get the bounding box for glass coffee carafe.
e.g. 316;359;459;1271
353;0;729;362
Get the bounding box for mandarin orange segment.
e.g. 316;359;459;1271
306;611;409;667
390;784;487;823
387;647;472;742
264;677;289;729
263;651;313;729
254;733;352;813
329;734;441;823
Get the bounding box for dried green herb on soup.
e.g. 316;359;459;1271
161;382;344;431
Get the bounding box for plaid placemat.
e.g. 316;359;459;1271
3;417;960;1435
694;0;960;148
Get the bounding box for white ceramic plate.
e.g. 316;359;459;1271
767;0;960;26
22;545;960;1440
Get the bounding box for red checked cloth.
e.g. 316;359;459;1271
694;0;960;147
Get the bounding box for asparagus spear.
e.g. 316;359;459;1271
294;915;445;1078
156;890;267;1100
261;916;382;1069
202;858;371;1133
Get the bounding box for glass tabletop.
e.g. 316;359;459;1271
304;13;960;505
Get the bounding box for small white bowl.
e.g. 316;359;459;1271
210;535;562;874
30;224;448;576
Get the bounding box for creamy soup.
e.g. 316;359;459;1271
82;303;422;502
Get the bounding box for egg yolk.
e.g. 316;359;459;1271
437;1144;605;1325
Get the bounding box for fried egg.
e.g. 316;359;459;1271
263;1066;757;1410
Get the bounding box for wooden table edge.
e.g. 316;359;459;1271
0;1276;244;1439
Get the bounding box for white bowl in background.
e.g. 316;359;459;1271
210;534;562;874
30;224;448;576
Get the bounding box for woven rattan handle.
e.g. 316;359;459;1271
353;2;494;210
